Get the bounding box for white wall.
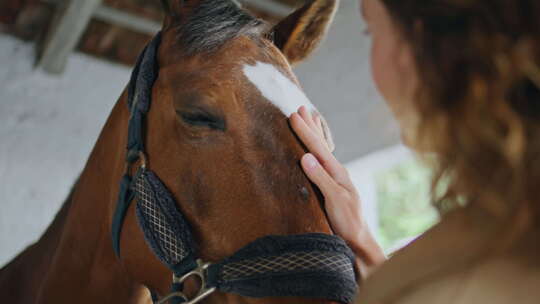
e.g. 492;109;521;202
0;34;130;266
295;0;400;162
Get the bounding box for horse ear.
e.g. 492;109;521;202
272;0;338;65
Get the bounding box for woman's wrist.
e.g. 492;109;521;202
346;224;386;279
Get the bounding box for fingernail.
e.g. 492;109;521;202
303;154;319;169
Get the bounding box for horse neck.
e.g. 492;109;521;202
0;91;143;304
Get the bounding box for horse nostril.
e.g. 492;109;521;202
299;186;310;202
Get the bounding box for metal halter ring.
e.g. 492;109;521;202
125;151;148;174
156;260;216;304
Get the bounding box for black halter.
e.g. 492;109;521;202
111;32;358;304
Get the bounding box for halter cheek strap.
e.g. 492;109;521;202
111;33;162;257
112;32;359;304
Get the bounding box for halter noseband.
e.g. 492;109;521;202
112;32;358;304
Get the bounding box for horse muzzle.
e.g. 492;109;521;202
132;168;357;304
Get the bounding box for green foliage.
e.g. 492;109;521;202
375;160;439;251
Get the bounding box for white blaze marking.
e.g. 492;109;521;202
243;62;315;116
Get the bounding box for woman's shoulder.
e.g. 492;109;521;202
390;248;540;304
356;207;540;304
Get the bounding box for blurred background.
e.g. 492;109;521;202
0;0;436;266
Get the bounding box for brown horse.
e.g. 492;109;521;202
0;0;344;303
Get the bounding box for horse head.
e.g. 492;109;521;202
116;1;350;303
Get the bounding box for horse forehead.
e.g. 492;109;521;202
242;62;316;116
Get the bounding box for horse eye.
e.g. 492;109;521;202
177;111;226;131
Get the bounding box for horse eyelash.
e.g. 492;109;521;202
177;111;226;131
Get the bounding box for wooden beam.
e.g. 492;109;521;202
37;0;290;74
43;0;162;35
38;0;102;74
93;6;161;35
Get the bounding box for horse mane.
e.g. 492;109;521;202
177;0;268;54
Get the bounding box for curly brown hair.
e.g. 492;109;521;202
380;0;540;240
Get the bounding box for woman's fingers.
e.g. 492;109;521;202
313;113;325;139
298;106;318;131
290;112;351;187
298;106;326;141
290;112;330;160
301;154;340;195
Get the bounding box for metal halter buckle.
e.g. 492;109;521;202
156;260;216;304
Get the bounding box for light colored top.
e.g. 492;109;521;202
357;206;540;304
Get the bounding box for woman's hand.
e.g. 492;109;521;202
290;106;386;278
